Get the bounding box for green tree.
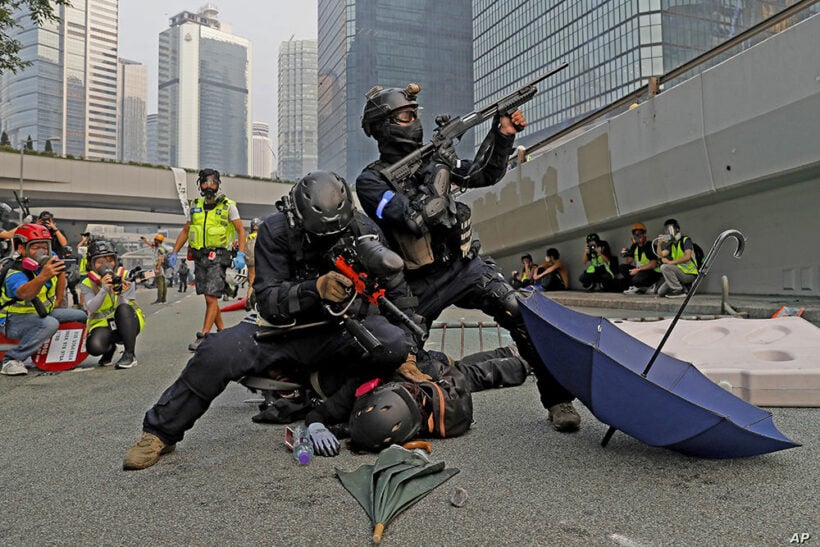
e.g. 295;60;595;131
1;1;71;74
25;134;33;149
0;131;9;146
44;138;52;152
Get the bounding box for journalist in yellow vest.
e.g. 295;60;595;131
80;240;144;369
167;169;246;352
656;218;699;298
0;224;87;376
619;222;661;294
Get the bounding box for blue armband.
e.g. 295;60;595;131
376;191;395;219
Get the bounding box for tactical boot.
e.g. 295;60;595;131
548;402;581;432
123;432;176;470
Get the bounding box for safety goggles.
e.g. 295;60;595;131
390;108;419;124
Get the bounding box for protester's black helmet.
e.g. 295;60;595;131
349;382;423;451
291;171;353;237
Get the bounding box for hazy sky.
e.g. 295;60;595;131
119;1;318;148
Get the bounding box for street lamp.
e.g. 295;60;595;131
19;137;61;223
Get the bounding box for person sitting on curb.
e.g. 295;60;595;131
656;218;698;298
0;224;87;376
619;222;660;294
579;233;616;292
80;240;144;369
533;248;569;291
510;254;537;289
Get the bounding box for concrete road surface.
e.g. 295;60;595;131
0;288;817;545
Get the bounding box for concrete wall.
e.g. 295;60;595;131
462;13;820;296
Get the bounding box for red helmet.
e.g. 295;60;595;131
14;223;52;244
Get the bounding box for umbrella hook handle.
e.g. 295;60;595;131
602;229;746;449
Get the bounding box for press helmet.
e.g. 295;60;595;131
361;83;423;152
291;171;353;237
13;223;52;255
87;240;117;263
631;222;647;233
349;382;423;452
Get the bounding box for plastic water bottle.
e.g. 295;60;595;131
292;425;313;465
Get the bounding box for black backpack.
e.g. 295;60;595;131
683;237;705;270
415;359;474;439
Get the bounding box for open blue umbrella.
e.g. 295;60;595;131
520;292;799;458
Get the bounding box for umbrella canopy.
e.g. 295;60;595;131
520;292;799;458
336;445;460;543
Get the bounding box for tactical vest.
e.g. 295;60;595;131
82;269;145;332
187;196;237;250
671;237;698;275
0;267;56;316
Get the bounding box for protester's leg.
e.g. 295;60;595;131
86;327;115;356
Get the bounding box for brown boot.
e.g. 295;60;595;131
123;432;176;470
548;402;581;432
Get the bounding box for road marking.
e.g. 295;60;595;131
609;533;646;547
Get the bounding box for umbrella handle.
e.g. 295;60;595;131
640;229;746;377
373;523;385;544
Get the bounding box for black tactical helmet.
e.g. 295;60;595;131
361;83;420;137
349;382;423;452
87;240;117;262
291;171;353;237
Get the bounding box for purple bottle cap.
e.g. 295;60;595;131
297;450;311;465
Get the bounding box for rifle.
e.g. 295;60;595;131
331;235;428;343
378;62;568;193
13;191;30;221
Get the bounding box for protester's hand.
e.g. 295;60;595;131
499;109;527;135
233;251;246;270
397;353;432;383
307;422;340;457
40;256;65;279
316;271;352;302
166;252;178;269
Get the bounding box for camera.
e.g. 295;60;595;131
661;234;673;242
102;269;123;293
587;244;598;257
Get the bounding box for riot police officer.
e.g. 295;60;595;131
355;83;581;432
123;171;423;470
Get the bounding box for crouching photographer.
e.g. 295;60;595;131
0;224;87;376
80;240;144;369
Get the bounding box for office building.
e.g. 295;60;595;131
118;58;147;163
146;113;158;165
157;4;252;175
251;122;274;179
278;39;318;181
474;0;804;147
0;0;119;159
317;0;474;183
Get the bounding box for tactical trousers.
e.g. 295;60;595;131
143;316;410;445
407;256;574;409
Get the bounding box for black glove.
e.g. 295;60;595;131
421;195;451;227
433;138;459;169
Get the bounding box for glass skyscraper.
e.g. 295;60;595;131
0;0;119;159
278;39;318;182
474;0;803;148
118;58;147;163
318;0;475;184
158;5;252;175
252;122;274;179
